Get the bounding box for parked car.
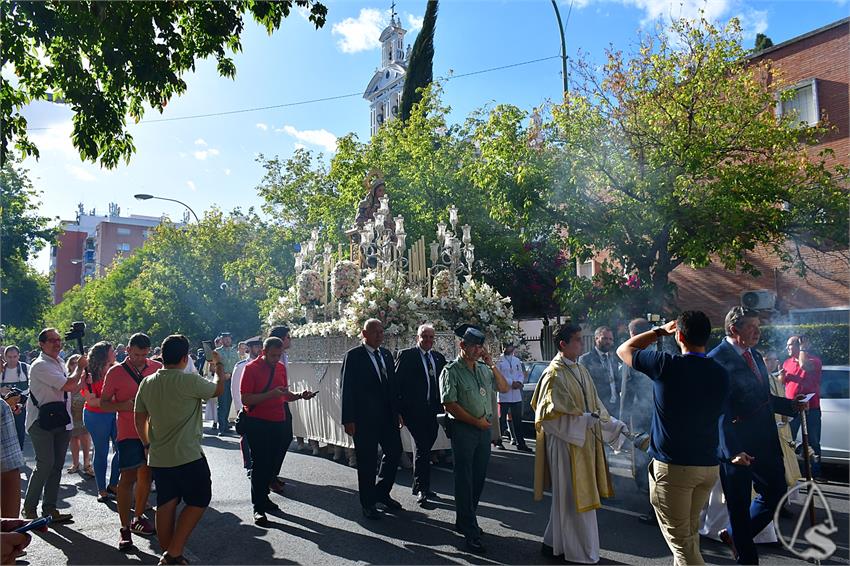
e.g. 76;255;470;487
521;361;550;423
817;365;849;466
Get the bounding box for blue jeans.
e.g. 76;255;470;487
217;386;232;432
83;409;119;491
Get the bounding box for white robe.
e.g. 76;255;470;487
699;479;778;543
543;413;626;564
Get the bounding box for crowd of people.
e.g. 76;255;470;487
0;304;825;565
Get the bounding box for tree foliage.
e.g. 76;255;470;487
0;159;58;329
399;0;437;121
44;209;297;346
257;85;572;319
2;0;327;168
535;18;848;321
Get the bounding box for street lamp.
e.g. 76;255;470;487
134;193;200;223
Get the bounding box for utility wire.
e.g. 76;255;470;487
26;54;562;130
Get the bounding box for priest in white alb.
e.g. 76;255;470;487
532;323;628;564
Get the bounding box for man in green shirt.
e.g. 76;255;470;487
135;335;230;565
215;332;241;436
440;324;509;554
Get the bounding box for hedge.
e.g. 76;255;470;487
708;323;849;366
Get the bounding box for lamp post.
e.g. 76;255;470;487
134;193;200;223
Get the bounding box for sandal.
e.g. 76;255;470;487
159;552;190;565
66;465;79;474
82;465;95;477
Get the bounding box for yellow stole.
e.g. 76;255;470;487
531;354;614;512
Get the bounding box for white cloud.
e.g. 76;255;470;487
28;121;76;158
256;123;269;131
192;148;220;160
278;125;338;153
224;168;232;176
66;165;96;182
332;8;388;53
406;14;423;32
194;138;207;146
293;143;307;151
619;0;768;40
186;180;197;192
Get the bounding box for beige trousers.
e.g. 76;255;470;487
649;460;719;566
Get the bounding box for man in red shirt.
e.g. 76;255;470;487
241;337;315;526
782;334;823;477
101;333;162;551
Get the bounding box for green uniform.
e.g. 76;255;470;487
215;346;240;432
439;358;497;540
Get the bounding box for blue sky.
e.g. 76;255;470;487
20;0;848;272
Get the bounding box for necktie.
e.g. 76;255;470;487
373;349;388;386
425;352;435;402
742;350;763;384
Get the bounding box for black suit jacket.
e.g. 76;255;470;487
708;340;796;461
394;347;446;419
341;344;400;427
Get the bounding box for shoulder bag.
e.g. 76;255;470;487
235;363;277;436
30;390;71;430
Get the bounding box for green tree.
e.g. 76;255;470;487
754;33;773;51
45;208;298;346
2;0;327;168
399;0;437;121
257;85;570;319
0;159;58;329
541;18;848;320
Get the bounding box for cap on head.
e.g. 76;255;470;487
220;332;232;338
245;336;262;346
455;324;485;346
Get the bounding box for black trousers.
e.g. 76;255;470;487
498;401;527;448
353;414;401;509
720;453;787;564
274;404;294;478
245;418;288;512
404;411;438;494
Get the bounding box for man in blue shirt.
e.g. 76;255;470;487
617;311;729;566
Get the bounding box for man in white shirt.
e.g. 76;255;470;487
22;328;85;522
496;344;530;452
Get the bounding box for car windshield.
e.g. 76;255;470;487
821;368;849;399
528;363;546;385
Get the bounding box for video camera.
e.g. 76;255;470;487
64;321;86;355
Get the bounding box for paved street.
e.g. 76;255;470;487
19;428;849;565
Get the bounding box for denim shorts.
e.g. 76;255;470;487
117;438;146;470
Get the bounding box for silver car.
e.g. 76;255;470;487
818;365;849;465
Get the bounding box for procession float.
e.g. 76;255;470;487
265;173;521;454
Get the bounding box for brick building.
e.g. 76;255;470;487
669;17;849;325
50;203;171;304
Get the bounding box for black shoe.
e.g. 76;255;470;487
455;525;484;536
425;490;439;499
541;543;554;558
517;445;533;453
719;529;738;561
465;537;486;554
263;500;280;512
253;511;268;526
495;443;506;450
417;492;428;505
377;496;402;510
362;506;382;520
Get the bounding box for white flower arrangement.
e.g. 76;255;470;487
297;270;324;305
344;271;425;336
331;261;360;301
266;287;303;326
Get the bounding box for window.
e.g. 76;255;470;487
117;243;130;252
577;258;594;279
777;79;819;127
142;230;150;239
116;227;131;236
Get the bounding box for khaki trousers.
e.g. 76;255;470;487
649;459;718;566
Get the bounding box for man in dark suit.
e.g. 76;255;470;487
708;306;804;564
341;318;403;520
578;326;621;417
395;323;446;506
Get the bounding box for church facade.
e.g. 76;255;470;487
363;12;410;137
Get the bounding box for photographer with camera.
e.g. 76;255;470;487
1;346;29;451
22;328;86;523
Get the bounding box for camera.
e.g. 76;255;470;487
64;321;86;341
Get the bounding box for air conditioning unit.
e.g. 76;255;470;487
741;289;776;310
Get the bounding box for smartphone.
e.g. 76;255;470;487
14;515;52;533
202;340;215;360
